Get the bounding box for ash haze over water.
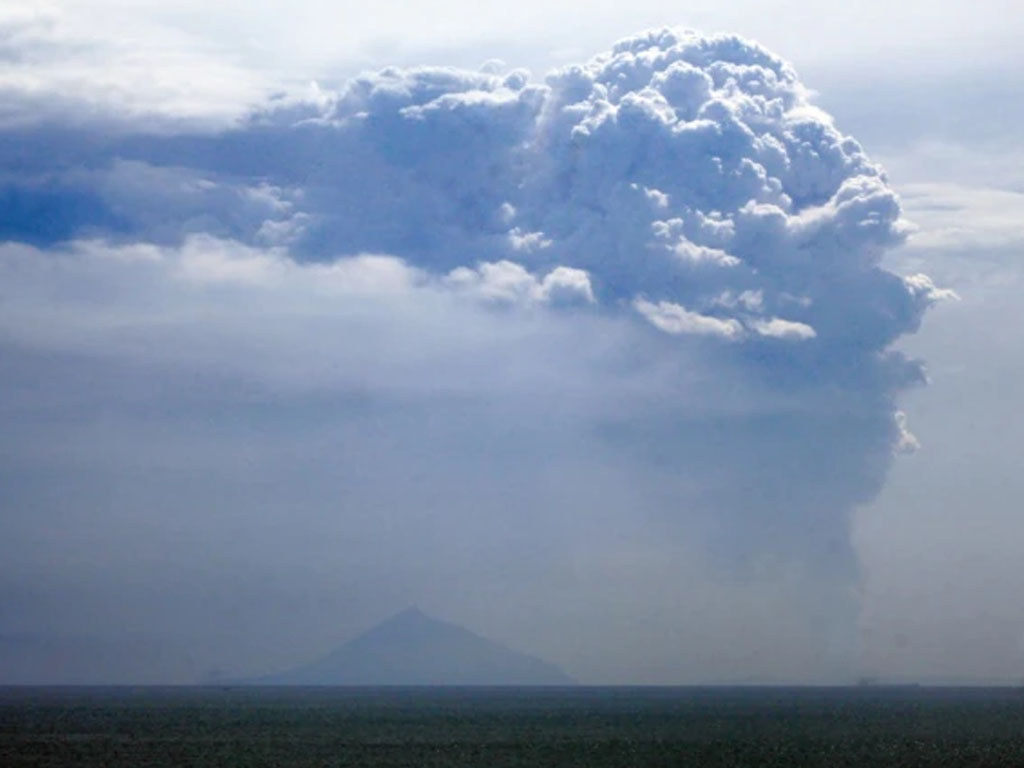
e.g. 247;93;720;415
1;2;1022;685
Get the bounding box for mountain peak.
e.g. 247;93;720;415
253;609;575;686
388;605;429;623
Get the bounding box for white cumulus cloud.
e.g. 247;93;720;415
633;298;743;339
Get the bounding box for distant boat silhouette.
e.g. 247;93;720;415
248;607;576;686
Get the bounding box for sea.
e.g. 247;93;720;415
2;685;1023;766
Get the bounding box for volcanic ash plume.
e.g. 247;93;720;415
0;28;950;682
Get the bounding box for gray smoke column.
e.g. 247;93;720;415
212;27;948;551
0;28;950;683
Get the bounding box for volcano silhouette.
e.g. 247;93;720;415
253;607;575;685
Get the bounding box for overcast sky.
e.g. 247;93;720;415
1;1;1021;685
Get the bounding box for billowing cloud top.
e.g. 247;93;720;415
238;29;944;356
4;28;945;369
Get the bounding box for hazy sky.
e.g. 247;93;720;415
0;1;1021;685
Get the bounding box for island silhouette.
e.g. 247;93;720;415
247;607;575;686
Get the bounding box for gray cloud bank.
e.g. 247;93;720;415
0;28;949;684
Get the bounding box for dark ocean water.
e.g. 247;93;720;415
2;685;1024;766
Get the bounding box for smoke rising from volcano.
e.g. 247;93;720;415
0;28;948;683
